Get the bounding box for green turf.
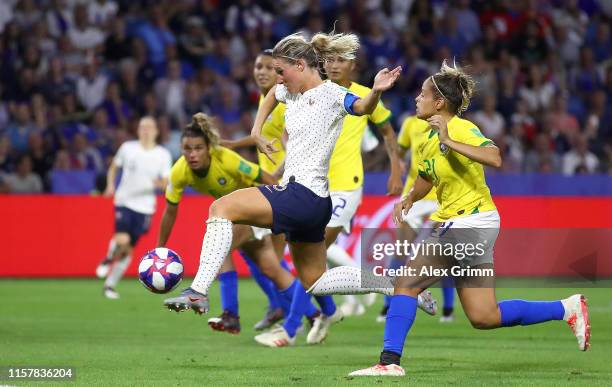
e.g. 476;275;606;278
1;279;610;386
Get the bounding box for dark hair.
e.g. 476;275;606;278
430;60;475;115
182;113;219;147
260;49;273;57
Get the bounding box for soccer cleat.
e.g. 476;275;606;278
563;294;591;351
103;286;119;299
376;305;389;323
306;309;344;344
96;258;112;278
417;290;437;316
208;310;241;334
254;325;296;347
348;364;405;376
339;301;366;317
254;307;284;331
163;287;209;314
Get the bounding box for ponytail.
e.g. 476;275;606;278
182;112;220;147
430;60;476;115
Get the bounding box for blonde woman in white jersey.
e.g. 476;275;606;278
163;30;400;345
95;117;172;299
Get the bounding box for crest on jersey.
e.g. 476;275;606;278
218;177;226;185
439;143;449;155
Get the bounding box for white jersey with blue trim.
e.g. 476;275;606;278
276;81;358;197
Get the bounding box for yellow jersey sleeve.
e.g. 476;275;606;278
453;125;495;147
218;147;261;187
397;117;413;149
368;100;391;126
165;157;189;204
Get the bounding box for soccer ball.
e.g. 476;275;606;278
138;248;184;294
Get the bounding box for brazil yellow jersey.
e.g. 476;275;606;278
328;82;392;191
258;95;286;174
416;116;496;222
397;116;437;201
165;146;261;203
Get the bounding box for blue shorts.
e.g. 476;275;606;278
258;181;332;243
114;206;152;246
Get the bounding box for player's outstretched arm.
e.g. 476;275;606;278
353;66;402;116
251;85;280;162
220;136;256;150
157;202;178;247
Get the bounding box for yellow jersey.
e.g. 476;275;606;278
258;95;286;174
165;146;261;203
397;116;437;201
328;82;392;191
416;116;496;222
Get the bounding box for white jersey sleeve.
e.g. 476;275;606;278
113;142;127;167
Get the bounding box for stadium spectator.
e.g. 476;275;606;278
519;64;556;113
67;3;105;51
70;132;104;173
76;59;108;112
154;59;186;127
87;0;118;27
4;153;43;193
27;131;53;190
562;134;599;175
4;102;38;153
471;94;505;141
103;17;132;63
524;133;561;173
136;5;176;67
178;16;214;68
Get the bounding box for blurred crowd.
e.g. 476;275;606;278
0;0;611;193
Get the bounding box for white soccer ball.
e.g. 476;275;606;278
138;248;183;294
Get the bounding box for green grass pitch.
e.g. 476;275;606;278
1;279;611;386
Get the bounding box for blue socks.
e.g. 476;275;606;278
441;277;455;311
242;253;281;311
283;281;313;337
218;271;238;316
315;295;336;316
498;300;564;327
278;279;298;317
383;258;405;310
383;295;418;356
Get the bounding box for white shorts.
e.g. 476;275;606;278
251;226;272;240
327;187;363;233
402;200;439;229
426;210;500;266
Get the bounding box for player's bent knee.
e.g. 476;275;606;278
209;198;231;218
468;312;500;329
115;233;131;249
